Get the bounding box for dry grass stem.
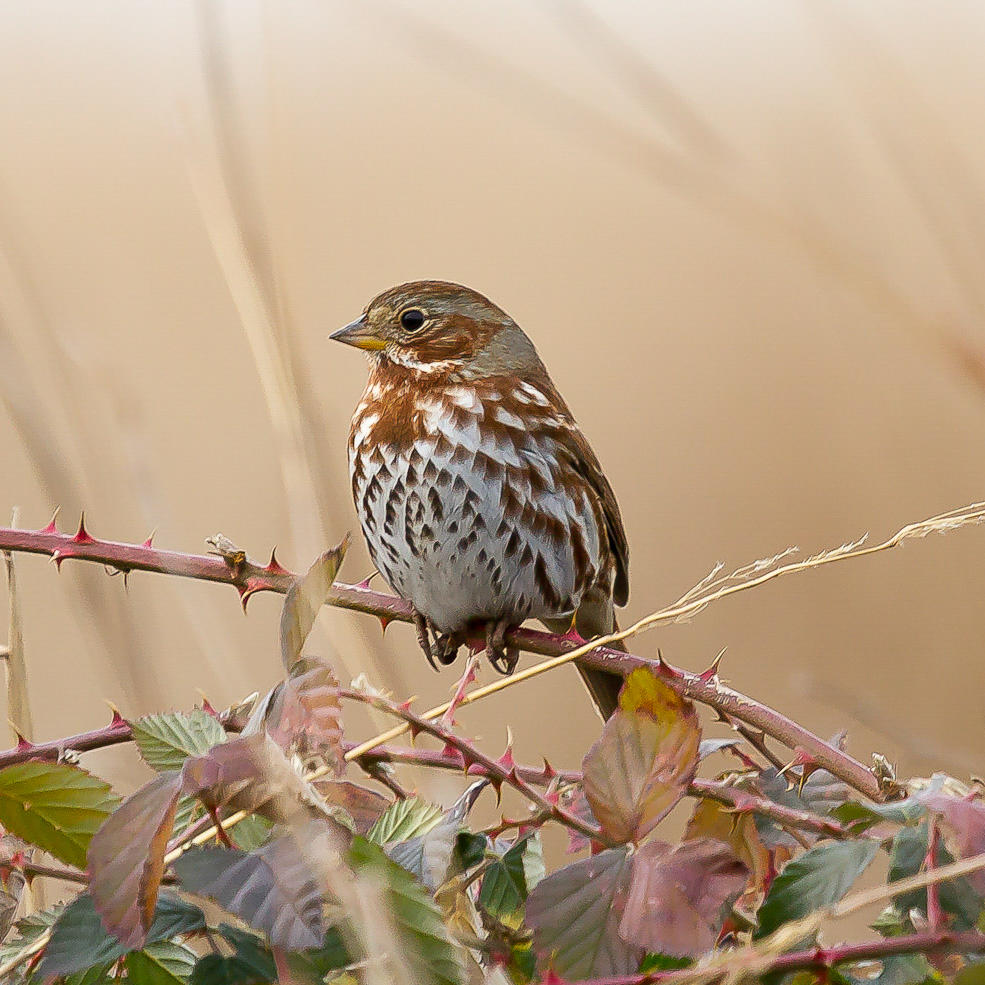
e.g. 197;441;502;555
343;500;985;759
183;1;399;700
2;508;31;746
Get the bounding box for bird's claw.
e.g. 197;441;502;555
433;631;464;666
486;619;519;676
413;611;440;672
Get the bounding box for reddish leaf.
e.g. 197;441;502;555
314;780;389;835
582;668;700;843
684;798;773;913
919;790;985;894
618;839;747;957
87;772;182;948
560;786;598;855
254;658;344;773
280;539;349;669
526;847;640;979
181;732;326;826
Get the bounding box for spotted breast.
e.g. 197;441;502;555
349;373;605;633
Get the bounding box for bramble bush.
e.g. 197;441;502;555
0;511;984;984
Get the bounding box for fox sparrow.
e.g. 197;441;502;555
331;281;629;718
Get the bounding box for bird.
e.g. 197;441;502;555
331;281;629;718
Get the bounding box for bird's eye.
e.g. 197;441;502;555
400;308;426;332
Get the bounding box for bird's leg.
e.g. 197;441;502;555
486;618;519;675
413;610;439;671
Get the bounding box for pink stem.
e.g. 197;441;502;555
569;930;985;984
0;522;885;800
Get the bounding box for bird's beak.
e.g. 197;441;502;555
330;316;387;352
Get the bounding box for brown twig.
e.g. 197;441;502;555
347;741;848;839
339;688;606;844
0;519;891;799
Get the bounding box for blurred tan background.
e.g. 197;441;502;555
0;0;984;805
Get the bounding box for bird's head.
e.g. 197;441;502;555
331;281;542;377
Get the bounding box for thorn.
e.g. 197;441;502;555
40;508;60;534
104;702;127;728
142;529;156;548
50;551;65;571
238;580;264;612
440;741;459;760
496;729;516;772
655;649;684;678
197;691;220;718
777;748;818;791
558;619;586;645
72;513;95;544
541;758;557;782
356;570;379;590
699;646;727;683
796;763;820;795
379;614;393;635
264;548;289;575
12;729;33;753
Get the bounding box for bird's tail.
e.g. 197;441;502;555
543;589;626;720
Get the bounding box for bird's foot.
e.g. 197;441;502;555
486;618;519;675
432;629;466;666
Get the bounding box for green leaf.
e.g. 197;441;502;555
293;927;351;976
37;891;205;978
172;794;203;837
639;953;693;972
190;924;351;985
479;837;532;922
124;940;197;983
350;836;466;985
192;926;276;985
756;840;880;938
956;964;985;985
0;762;119;868
454;832;486;871
388;782;486;890
0;906;61;983
229;814;272;851
870;905;908;937
526;846;640;979
889;823;983;930
132;710;227;772
368;796;443;845
835;953;935;985
191;953;272;985
831;797;926;830
59;965;116;985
